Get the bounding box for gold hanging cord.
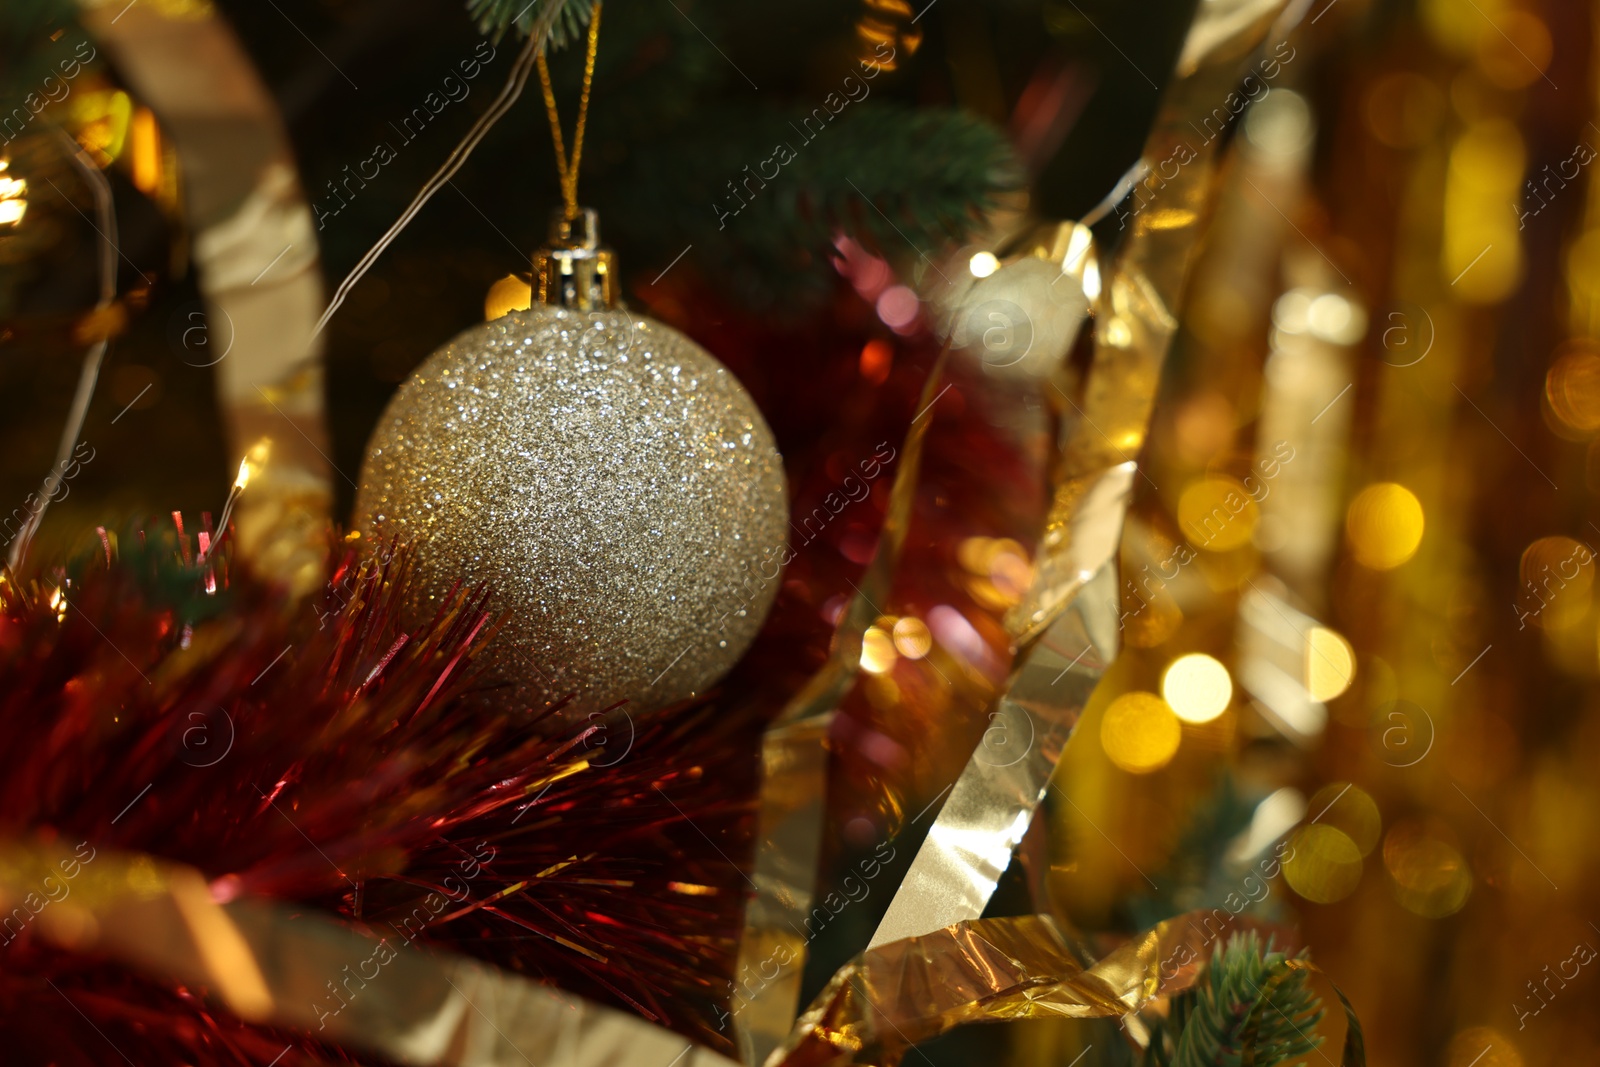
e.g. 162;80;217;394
535;2;603;221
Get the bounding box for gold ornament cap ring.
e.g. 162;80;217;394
533;206;617;310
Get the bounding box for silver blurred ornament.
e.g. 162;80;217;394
356;209;788;715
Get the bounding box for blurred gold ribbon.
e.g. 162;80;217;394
1;840;1361;1067
868;0;1303;951
739;0;1309;1046
1;840;739;1067
773;912;1364;1067
733;349;951;1066
78;0;333;594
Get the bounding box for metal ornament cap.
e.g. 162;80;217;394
532;206;617;310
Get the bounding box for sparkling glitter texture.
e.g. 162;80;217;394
356;305;788;715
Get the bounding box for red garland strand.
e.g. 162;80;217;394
0;521;759;1064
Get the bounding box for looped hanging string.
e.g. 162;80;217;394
9;126;118;574
535;1;602;220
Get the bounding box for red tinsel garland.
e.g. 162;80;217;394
0;521;758;1064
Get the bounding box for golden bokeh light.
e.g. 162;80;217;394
1475;11;1551;90
1546;343;1600;435
1312;293;1366;343
1569;230;1600;314
1307;626;1357;702
958;536;1032;609
1177;476;1259;552
1099;692;1182;774
892;616;932;659
1346;482;1425;569
860;625;897;675
70;89;133;166
1123;592;1183;649
1306;783;1382;857
967;251;999;278
129;106;163;197
1282;824;1364;903
1384;818;1473;918
0;159;26;227
1364;71;1445;149
1420;0;1479;54
1161;653;1232;723
1081;253;1101;301
1446;1028;1522;1067
1517;535;1595;629
484;273;532;320
1172;391;1236;467
1444;119;1525;303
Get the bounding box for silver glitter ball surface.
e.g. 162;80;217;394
356;305;788;716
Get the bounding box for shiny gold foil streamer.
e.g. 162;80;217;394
0;839;1361;1067
732;351;950;1067
869;560;1122;947
0;840;740;1067
869;0;1297;949
773;912;1365;1067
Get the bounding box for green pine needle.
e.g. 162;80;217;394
468;0;593;46
1144;933;1325;1067
606;102;1024;308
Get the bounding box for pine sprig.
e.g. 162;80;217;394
468;0;592;46
1145;933;1325;1067
608;102;1024;307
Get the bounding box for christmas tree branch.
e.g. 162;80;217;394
607;103;1024;305
1143;933;1325;1067
469;0;595;46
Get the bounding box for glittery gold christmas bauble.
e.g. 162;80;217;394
356;226;787;715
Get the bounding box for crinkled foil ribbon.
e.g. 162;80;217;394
867;0;1299;951
732;350;950;1066
0;840;739;1067
79;0;333;595
770;913;1364;1067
